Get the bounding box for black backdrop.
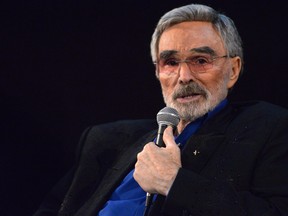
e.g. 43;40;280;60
1;0;288;215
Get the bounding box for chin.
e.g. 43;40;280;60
165;100;207;122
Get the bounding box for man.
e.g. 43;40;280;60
34;3;288;216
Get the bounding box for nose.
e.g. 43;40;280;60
178;61;195;84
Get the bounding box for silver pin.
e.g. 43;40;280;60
193;150;200;156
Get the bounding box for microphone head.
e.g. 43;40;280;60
157;107;180;128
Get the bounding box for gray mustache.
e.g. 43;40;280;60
173;83;207;99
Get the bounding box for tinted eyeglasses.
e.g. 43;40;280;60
154;54;228;75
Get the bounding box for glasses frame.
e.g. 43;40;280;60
154;54;229;75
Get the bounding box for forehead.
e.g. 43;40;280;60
158;21;225;55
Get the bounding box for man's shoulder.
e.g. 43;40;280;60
82;119;157;146
229;100;288;121
75;119;157;158
89;119;157;133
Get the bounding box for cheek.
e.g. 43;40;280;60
159;76;177;93
199;67;229;90
196;75;220;91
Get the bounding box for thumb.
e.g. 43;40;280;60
163;126;177;148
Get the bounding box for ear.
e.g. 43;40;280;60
227;56;242;89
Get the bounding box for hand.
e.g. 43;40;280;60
133;126;182;196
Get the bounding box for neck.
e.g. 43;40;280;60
177;120;191;134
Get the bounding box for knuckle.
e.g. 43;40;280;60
144;142;152;150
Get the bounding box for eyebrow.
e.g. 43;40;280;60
159;50;178;60
159;46;217;60
189;46;217;56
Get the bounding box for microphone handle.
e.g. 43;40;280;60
143;124;167;216
155;124;167;147
144;192;154;214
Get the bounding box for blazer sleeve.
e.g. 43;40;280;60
33;119;156;216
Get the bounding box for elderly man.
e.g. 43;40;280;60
34;3;288;216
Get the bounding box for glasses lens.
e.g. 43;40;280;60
157;54;225;74
187;55;214;73
158;58;179;74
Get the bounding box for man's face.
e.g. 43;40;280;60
157;21;240;122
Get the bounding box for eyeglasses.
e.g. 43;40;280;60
154;54;228;75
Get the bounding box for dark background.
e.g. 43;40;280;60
1;0;288;215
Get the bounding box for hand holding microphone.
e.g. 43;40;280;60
133;107;180;215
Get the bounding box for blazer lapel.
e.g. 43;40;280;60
74;130;157;216
180;104;235;173
181;133;226;173
150;105;235;215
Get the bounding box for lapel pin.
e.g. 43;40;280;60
193;150;200;156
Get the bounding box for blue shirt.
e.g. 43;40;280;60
98;100;228;216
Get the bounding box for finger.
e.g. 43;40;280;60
137;142;158;164
163;126;177;148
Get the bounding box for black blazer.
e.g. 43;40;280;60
34;101;288;216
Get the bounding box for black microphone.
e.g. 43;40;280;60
144;107;180;216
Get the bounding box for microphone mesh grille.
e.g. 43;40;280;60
157;107;180;127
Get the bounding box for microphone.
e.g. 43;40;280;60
155;107;180;147
144;107;180;216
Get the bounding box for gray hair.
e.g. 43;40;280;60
150;4;244;74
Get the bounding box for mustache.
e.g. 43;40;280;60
172;82;207;100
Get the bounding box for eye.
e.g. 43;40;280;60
163;58;179;67
190;56;210;65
